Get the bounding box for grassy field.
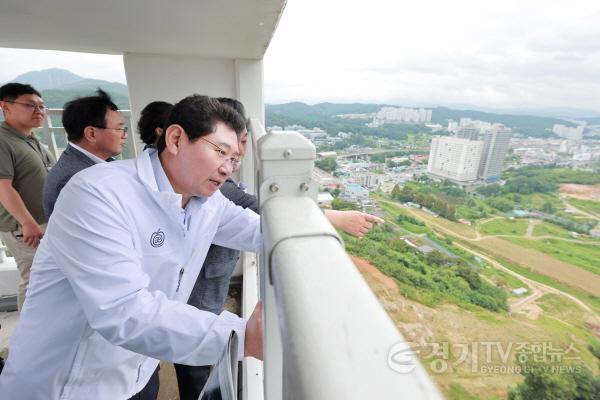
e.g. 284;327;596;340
532;221;573;239
506;237;600;276
568;198;600;217
515;192;563;210
408;207;480;239
407;207;600;297
479;218;529;236
478;264;528;291
377;200;431;234
537;293;588;327
471;237;600;296
378;196;600;304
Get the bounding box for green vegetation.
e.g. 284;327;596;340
480;219;528;236
508;356;600;400
505;238;600;276
532;222;573;239
266;102;432;142
467;252;600;315
431;107;573;138
568;198;600;217
445;384;482;400
469;167;600;233
537;294;587;327
395;214;429;234
344;223;509;312
391;183;458;220
377;200;430;234
504;166;600;186
314;157;337;172
331;198;359;211
589;340;600;365
478;264;527;291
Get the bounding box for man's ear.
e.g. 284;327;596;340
82;126;97;143
0;101;10;114
164;124;184;155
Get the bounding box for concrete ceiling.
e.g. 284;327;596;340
0;0;287;59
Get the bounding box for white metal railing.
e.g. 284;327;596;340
248;118;443;399
35;109;138;160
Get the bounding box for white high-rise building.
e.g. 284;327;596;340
478;124;512;181
456;125;480;140
427;136;484;182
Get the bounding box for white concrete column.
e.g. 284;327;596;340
123;53;237;153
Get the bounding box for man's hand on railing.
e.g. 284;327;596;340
244;301;263;360
324;210;384;237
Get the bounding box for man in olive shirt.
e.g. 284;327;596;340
0;83;55;310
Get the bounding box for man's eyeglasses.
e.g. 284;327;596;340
93;126;129;134
6;100;48;112
199;137;241;169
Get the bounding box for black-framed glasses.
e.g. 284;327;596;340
93;126;129;134
199;137;241;168
6;100;48;112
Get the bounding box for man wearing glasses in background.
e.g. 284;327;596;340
0;83;55;311
43;89;127;218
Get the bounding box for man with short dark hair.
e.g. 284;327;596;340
43;89;127;218
0;83;55;310
0;95;263;399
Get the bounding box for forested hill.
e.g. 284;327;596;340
5;68;130;109
266;102;574;138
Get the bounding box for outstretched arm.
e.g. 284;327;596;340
324;209;384;237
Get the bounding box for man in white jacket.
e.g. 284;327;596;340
0;95;263;399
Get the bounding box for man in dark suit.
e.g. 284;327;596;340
43;89;127;218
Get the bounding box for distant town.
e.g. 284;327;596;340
267;105;600;217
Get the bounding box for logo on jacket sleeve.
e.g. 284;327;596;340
150;229;165;247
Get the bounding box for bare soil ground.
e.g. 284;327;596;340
351;255;599;400
560;184;600;201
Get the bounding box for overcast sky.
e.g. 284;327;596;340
2;0;600;112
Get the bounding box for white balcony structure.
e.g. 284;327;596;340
0;1;442;398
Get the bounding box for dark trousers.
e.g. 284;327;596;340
174;364;211;400
128;365;160;400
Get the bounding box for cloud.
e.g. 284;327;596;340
264;0;600;111
2;0;600;112
0;47;126;84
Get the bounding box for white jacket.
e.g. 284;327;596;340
0;150;261;399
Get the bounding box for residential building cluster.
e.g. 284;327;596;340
367;107;432;127
427;124;512;184
511;137;600;166
269;125;349;146
552;124;584;141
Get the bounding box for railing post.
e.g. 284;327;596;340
256;130;317;399
256;129;443;399
41;111;59;160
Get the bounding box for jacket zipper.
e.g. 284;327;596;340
136;364;142;383
176;267;184;292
